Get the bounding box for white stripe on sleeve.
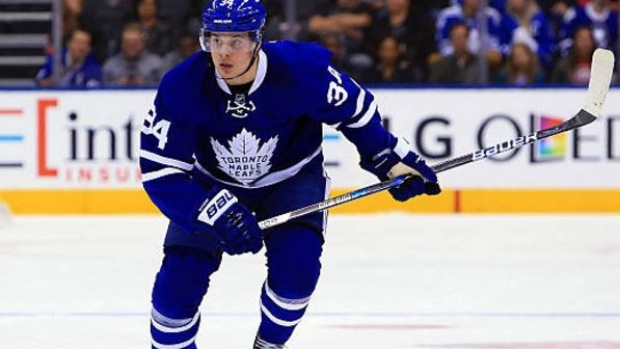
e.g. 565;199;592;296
346;100;377;129
353;88;366;119
142;167;186;182
140;150;194;171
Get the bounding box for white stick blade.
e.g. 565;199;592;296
584;48;615;117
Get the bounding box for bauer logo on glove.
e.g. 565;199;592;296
197;189;238;225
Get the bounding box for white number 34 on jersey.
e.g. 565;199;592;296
142;109;171;150
326;66;348;107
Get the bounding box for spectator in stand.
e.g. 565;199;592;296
558;0;618;56
265;0;332;42
157;0;203;36
430;22;481;84
62;0;84;40
364;35;418;83
308;0;375;73
160;32;200;74
134;0;174;57
80;0;135;62
35;29;102;87
318;33;366;81
308;0;374;41
365;0;436;82
499;0;556;74
490;0;507;14
103;23;162;86
537;0;577;38
551;25;597;83
538;0;578;13
260;0;288;40
375;0;451;16
495;41;545;85
450;0;518;14
435;0;503;72
419;0;452;13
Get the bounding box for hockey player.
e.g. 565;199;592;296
140;0;441;348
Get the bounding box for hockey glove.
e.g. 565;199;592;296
196;188;263;255
361;142;441;202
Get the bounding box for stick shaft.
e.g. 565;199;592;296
258;48;614;230
431;109;596;173
258;109;595;230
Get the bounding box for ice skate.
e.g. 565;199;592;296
253;334;287;349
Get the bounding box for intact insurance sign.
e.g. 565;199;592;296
0;90;154;189
0;88;618;190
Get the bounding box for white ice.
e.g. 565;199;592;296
1;214;620;349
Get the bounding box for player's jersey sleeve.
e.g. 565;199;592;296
307;63;398;161
139;76;214;235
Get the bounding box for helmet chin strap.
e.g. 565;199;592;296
216;43;261;82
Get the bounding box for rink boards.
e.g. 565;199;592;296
0;88;618;214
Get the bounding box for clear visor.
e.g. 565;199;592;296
199;30;259;54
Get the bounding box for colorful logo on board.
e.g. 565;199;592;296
533;114;567;161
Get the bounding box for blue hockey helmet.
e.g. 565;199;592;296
200;0;266;52
202;0;266;33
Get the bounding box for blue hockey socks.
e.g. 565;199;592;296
150;247;221;349
257;226;323;344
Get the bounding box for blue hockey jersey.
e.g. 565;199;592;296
140;41;400;235
35;50;103;87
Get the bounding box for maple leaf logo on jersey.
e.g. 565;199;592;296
210;128;278;185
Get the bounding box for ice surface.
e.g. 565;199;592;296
1;214;620;349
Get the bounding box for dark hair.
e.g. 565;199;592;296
569;25;596;60
448;21;469;37
506;42;540;83
123;22;143;36
64;28;91;46
135;0;159;11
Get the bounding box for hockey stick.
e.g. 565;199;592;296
258;48;615;230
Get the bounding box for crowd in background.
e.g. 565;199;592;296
34;0;620;87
